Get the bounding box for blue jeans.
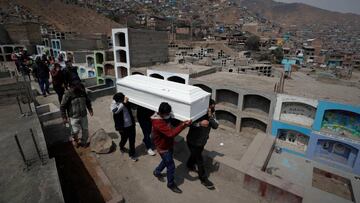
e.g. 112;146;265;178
155;150;175;186
38;78;49;95
138;119;153;149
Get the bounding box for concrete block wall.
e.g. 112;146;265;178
128;28;168;67
190;80;276;136
112;27;169;81
222;64;273;77
60;38;107;51
73;51;93;64
271;94;360;174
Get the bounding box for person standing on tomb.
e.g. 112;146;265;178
152;102;192;193
136;105;156;156
111;92;138;162
50;63;65;104
61;81;93;148
186;99;218;190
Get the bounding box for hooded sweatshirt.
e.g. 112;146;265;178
151;113;186;153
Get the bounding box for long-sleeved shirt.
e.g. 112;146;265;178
60;89;92;118
186;113;219;146
110;100;133;128
50;68;65;87
151;114;186;153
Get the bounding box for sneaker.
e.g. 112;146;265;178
153;171;165;182
130;156;138;162
147;149;156;156
167;184;182;194
201;179;215;190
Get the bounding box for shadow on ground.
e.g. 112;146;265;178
173;144;223;186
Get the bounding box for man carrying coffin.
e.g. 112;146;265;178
152;102;191;193
186;99;218;190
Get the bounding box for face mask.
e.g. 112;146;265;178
163;115;171;120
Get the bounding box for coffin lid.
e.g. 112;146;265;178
116;75;210;104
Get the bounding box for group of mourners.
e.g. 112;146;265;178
12;48;219;193
60;88;219;193
11;48;81;104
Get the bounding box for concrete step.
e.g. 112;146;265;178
238;133;269;172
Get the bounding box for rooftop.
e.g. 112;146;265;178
138;63;215;75
192;71;360;105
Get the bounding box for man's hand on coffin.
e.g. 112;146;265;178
123;96;129;103
208;108;215;118
200;120;209;127
184;120;192;126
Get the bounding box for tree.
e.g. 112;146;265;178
245;35;260;51
271;48;284;64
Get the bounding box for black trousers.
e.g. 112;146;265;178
53;85;64;104
119;125;136;157
187;142;206;181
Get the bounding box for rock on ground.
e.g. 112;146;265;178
90;129;114;154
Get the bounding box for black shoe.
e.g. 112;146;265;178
167;184;182;193
153;171;165;182
187;165;197;172
78;142;90;148
201;179;215;190
120;147;127;153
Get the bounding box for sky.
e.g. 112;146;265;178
274;0;360;15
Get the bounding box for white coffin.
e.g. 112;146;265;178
116;75;211;121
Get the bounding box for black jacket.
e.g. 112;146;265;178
35;62;50;79
136;105;155;123
113;102;135;131
64;67;81;86
186;114;219;146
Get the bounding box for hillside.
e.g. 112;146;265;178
0;0;121;35
239;0;360;28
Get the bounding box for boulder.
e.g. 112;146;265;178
90;129;114;154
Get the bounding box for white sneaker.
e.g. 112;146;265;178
130;156;138;162
147;149;156;156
